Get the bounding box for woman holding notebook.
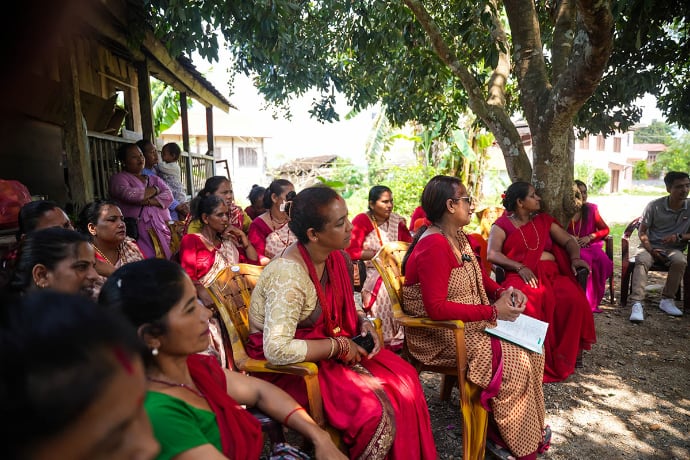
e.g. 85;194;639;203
402;175;549;460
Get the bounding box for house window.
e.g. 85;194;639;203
238;147;258;167
613;137;621;153
597;135;605;151
579;136;590;150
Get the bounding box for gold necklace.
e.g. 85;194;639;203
510;215;540;251
570;216;583;237
92;243;120;265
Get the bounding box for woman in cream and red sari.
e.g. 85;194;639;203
567;180;614;313
346;185;412;351
402;175;548;460
247;179;296;265
246;186;436;459
78;199;144;299
487;181;596;383
179;194;258;367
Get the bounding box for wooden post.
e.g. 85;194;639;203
136;59;154;142
180;92;193;194
206;106;216;176
59;37;94;207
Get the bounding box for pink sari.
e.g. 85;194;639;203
247;248;436;459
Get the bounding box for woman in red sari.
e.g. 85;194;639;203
247;179;296;265
246;186;436;459
487;182;596;383
346;185;412;351
100;259;344;460
179;194;258;368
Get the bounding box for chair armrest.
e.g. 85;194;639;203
605;235;613;261
397;316;465;330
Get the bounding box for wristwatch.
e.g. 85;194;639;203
678;233;684;241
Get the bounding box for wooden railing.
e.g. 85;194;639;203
180;151;216;197
88;132;215;199
88;132;128;200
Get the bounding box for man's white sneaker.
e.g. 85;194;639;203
629;303;644;322
659;298;683;316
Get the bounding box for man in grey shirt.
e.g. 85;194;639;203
629;171;690;322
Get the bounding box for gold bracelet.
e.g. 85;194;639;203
327;338;336;359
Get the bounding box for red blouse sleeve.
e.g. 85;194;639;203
179;234;206;282
414;235;494;322
248;218;270;260
590;204;610;241
346;213;374;260
397;218;412;243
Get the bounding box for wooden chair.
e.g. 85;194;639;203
620;217;688;307
372;241;488;460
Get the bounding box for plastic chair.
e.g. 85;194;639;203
372;241;488;460
620;217;688;307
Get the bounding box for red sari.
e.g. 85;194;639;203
188;354;263;459
494;213;596;383
246;248;436;459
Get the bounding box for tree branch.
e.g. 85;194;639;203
402;0;532;181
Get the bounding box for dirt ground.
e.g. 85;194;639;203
426;269;690;459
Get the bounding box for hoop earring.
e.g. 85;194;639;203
151;347;159;356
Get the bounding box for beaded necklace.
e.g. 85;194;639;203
509;214;540;251
92;243;120;266
147;376;205;398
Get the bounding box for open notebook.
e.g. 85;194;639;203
485;313;549;354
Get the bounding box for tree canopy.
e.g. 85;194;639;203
139;0;688;220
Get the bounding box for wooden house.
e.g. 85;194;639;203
0;0;230;213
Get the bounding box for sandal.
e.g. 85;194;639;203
485;439;516;460
538;425;552;453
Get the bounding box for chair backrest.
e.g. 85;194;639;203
371;241;410;319
209;264;264;345
168;220;186;255
621;216;642;264
148;228;166;259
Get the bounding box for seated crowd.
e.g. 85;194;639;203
6;162;687;459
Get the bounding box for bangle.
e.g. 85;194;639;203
335;336;351;361
515;265;525;272
327;338;336;359
283;406;306;427
489;305;498;322
571;257;583;262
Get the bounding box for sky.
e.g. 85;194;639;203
193;54;377;168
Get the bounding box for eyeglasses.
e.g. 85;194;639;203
451;196;474;206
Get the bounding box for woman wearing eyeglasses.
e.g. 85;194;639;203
487;181;596;384
346;185;412;351
402;176;548;460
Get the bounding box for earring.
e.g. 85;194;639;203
151;347;159;356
